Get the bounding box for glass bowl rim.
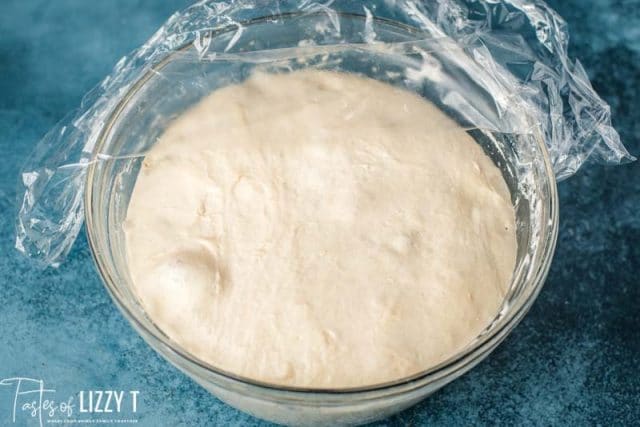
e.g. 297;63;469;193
83;10;560;399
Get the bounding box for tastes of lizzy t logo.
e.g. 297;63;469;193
0;377;140;426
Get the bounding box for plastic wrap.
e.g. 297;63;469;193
15;0;634;267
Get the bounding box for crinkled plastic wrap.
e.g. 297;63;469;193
16;0;634;267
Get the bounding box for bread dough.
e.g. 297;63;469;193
124;70;517;388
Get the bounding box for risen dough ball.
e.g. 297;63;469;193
124;70;517;388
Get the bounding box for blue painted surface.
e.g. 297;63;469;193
0;0;638;425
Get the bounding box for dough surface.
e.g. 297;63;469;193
124;70;517;388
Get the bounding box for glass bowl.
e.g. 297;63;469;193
84;12;558;426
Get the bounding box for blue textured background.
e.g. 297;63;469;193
0;1;638;425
